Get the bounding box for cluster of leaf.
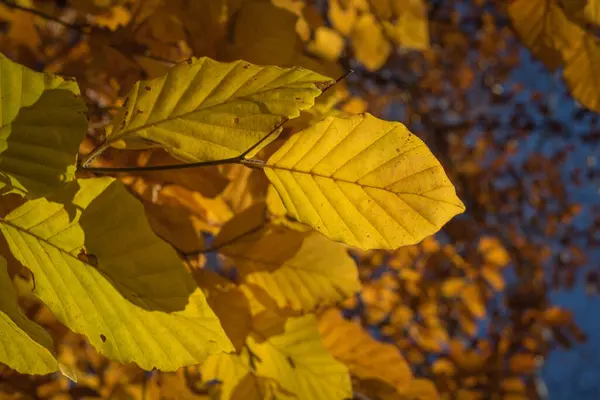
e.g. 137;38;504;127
0;1;467;397
1;0;599;399
508;0;600;112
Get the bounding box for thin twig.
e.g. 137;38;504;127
79;156;243;174
184;222;266;256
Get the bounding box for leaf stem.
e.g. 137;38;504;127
79;156;244;174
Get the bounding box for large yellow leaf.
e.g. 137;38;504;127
318;308;413;396
263;113;465;250
0;53;86;197
247;315;351;400
0;177;233;370
0;255;59;375
102;57;332;163
214;205;360;311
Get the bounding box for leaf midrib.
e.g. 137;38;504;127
264;163;458;201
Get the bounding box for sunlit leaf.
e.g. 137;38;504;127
508;0;581;70
201;352;267;400
248;314;352;400
264;113;465;250
0;177;233;370
318;308;413;396
215;205;360;311
0;255;59;375
104;57;333;162
383;0;430;50
351;13;391;71
0;53;86;197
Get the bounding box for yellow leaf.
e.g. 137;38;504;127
308;27;346;62
508;353;538;374
264;113;465;250
196;269;252;352
201;352;266;400
403;378;440;400
220;0;302;66
319;308;413;396
478;236;510;267
0;2;40;52
215;206;360;311
0;255;59;374
101;57;333;163
248;315;352;400
0;178;233;370
329;0;358;36
384;0;430;50
560;0;600;28
563;34;600;112
351;13;392;71
502;377;526;393
0;53;86;197
432;358;456;376
442;278;465;297
482;268;504;291
461;284;486;318
508;0;583;70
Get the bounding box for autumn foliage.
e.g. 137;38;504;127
0;0;598;399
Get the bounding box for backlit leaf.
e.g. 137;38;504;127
264;113;465;250
215;205;360;311
351;13;391;71
201;352;266;400
508;0;580;70
0;255;59;375
318;308;413;396
248;314;352;400
383;0;430;50
104;57;333;162
0;53;86;197
0;177;233;370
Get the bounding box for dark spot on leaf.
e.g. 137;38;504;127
77;250;98;267
234;117;239;124
287;356;295;368
396;148;400;153
296;97;301;100
145;86;151;91
187;58;193;64
137;109;144;114
100;334;106;343
243;64;249;69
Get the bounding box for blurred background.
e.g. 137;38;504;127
0;0;599;399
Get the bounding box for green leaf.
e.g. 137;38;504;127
214;205;360;311
104;57;333;162
0;255;59;375
0;53;86;197
0;177;233;370
264;113;465;250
